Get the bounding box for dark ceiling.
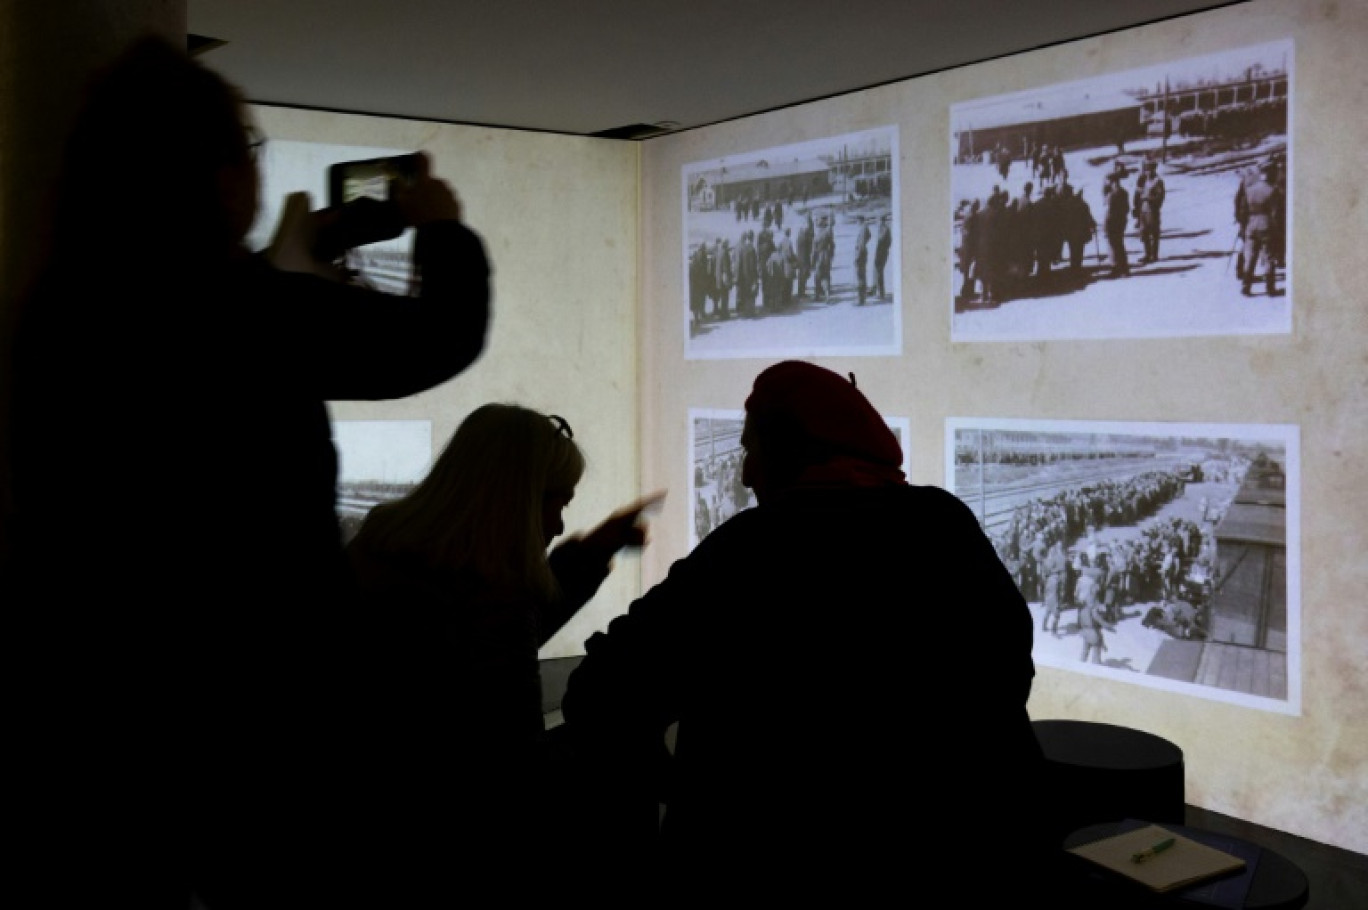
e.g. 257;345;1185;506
188;0;1239;139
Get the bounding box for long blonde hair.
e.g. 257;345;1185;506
349;404;585;601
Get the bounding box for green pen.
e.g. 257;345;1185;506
1132;836;1177;863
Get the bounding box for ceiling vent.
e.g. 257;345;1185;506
187;34;227;57
590;121;679;141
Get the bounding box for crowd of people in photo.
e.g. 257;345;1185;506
689;197;893;326
986;465;1231;662
956;95;1289;309
954;163;1102;307
955;146;1178;307
693;448;753;542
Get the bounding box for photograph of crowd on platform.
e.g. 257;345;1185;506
689;409;908;548
947;417;1299;713
950;40;1292;343
683;127;900;360
333;420;430;544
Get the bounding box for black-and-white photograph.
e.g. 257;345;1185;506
683;127;900;360
333;419;432;544
690;409;909;548
249;139;417;295
950;40;1292;342
947;417;1300;714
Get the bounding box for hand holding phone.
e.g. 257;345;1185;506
328;153;423;207
391;153;463;227
267;191;348;281
328;151;461;228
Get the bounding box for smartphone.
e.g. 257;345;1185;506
327;153;422;207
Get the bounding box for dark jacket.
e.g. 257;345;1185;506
562;484;1055;901
1106;182;1131;231
342;537;612;899
9;217;491;908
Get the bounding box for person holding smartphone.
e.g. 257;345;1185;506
9;34;491;910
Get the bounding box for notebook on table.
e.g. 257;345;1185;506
1066;820;1255;902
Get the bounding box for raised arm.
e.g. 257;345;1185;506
259;152;492;401
540;492;667;645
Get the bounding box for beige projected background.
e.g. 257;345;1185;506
637;0;1365;855
253;0;1365;856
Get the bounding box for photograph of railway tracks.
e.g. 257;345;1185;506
689;409;909;549
248;138;416;295
683;127;900;360
950;39;1292;343
947;417;1300;714
333;419;431;545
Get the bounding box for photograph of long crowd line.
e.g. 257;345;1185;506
333;420;430;545
948;418;1299;714
950;39;1291;343
689;410;909;548
683;127;900;360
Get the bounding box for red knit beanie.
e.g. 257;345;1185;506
744;361;903;472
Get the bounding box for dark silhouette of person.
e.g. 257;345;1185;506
560;360;1063;903
1104;174;1132;277
1240;161;1284;297
345;404;662;899
8;34;491;909
874;212;893;299
1061;183;1097;272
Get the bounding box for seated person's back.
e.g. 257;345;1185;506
562;361;1056;900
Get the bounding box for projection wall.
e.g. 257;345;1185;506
251;0;1363;857
636;0;1365;854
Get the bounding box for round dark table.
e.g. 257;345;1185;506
1033;718;1186;834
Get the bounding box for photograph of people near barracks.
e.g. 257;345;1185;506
683;126;900;360
948;418;1300;714
950;39;1291;343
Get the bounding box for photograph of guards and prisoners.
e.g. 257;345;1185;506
950;40;1291;342
687;410;1299;710
949;421;1297;711
684;127;900;359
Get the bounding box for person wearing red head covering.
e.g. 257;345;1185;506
560;361;1068;904
740;359;905;500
